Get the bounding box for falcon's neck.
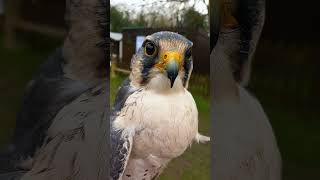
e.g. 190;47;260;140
138;74;185;94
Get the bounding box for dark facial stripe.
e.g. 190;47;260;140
235;0;265;82
138;32;193;86
139;47;157;85
183;58;192;87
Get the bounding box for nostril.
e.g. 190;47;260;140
164;54;167;59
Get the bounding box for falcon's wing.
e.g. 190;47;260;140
110;78;137;180
20;84;109;180
0;48;89;172
0;0;108;178
110;127;134;180
13;75;89;157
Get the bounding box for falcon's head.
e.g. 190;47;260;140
130;31;193;91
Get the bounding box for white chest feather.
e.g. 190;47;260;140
113;75;200;180
114;87;198;159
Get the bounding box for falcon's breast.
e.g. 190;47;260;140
113;86;198;180
114;87;198;158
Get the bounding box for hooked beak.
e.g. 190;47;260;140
166;60;179;88
155;51;182;88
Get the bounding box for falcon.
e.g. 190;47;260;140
0;0;108;179
211;0;282;179
110;31;210;180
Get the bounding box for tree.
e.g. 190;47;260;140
110;6;131;32
134;10;148;27
182;6;208;30
110;0;209;32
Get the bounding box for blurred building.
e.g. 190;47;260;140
110;32;123;62
118;27;210;75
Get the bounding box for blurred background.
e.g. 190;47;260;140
0;0;211;179
0;0;65;148
242;1;320;180
110;0;210;179
1;0;319;179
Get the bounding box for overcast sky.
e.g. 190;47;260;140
110;0;208;15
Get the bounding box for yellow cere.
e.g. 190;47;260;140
155;51;183;71
222;0;239;29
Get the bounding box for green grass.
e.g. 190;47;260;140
110;73;211;180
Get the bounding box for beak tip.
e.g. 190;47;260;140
168;73;177;88
170;80;174;88
166;59;179;88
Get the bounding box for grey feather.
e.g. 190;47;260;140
0;48;89;172
112;78;136;114
110;129;132;180
110;78;137;180
0;0;108;177
20;84;109;180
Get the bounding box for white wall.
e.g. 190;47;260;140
135;36;145;53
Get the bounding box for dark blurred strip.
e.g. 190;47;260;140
210;0;221;51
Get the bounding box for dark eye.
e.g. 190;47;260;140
144;41;157;56
185;48;192;59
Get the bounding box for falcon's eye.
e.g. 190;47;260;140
144;41;157;57
185;48;192;59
